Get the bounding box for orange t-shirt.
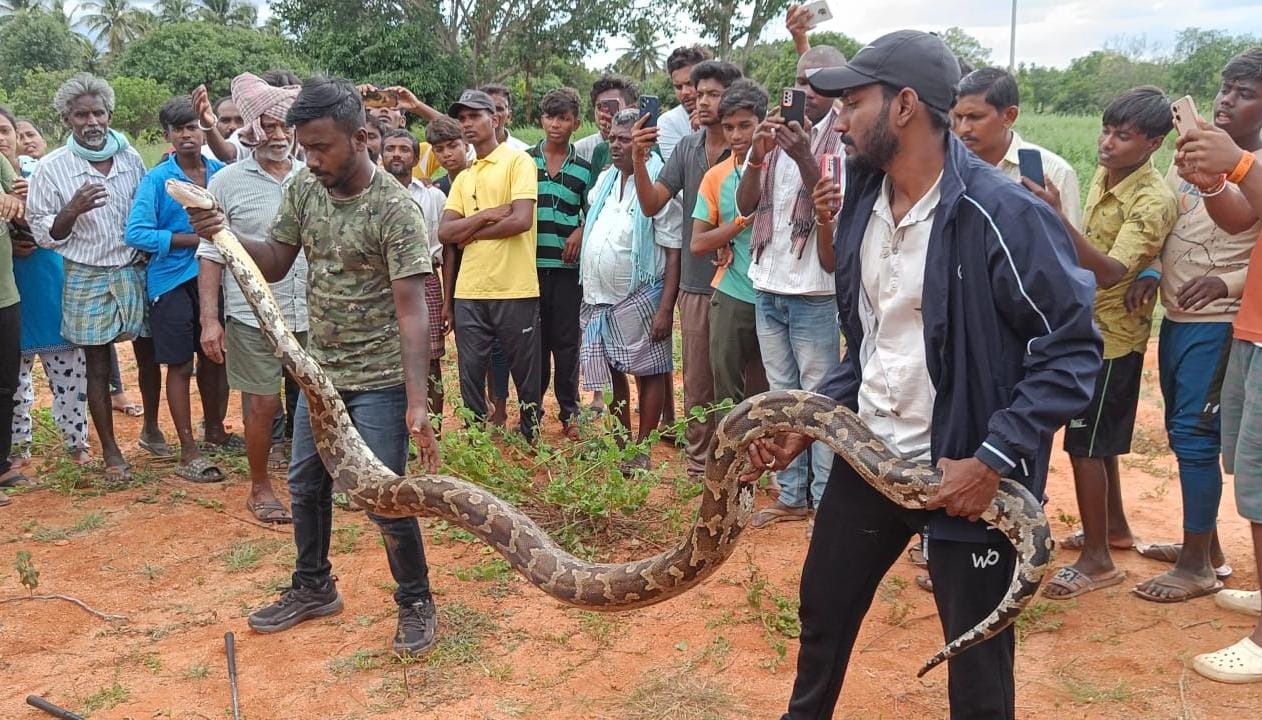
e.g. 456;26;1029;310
1236;229;1262;343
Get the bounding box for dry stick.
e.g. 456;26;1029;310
0;594;128;622
1178;664;1195;720
858;612;938;653
1179;618;1218;631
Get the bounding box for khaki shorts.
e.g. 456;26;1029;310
225;317;307;396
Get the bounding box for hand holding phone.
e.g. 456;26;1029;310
800;0;833;28
364;88;399;109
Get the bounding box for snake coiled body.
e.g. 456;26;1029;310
167;178;1052;676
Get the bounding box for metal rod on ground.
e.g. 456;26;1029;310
25;695;86;720
225;631;242;720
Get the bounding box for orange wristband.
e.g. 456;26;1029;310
1227;151;1255;185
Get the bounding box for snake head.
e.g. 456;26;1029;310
164;178;216;210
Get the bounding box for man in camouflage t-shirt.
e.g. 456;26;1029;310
190;77;442;657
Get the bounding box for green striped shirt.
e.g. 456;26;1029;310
530;142;594;269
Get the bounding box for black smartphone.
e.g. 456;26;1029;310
781;88;806;127
1018;148;1045;188
638;95;660;128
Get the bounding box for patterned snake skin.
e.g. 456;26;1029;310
166;178;1052;676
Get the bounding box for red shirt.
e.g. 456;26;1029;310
1236;230;1262;343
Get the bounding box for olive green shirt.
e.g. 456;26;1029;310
270;167;432;390
0;157;18;309
1082;163;1177;359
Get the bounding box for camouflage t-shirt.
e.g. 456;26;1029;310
271;167;432;390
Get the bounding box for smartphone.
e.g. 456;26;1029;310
1018;148;1045;188
781;88;806;127
819;153;845;214
1171;95;1199;136
597;98;622;116
363;88;398;109
638;95;661;128
800;0;834;28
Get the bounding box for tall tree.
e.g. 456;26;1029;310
939;26;993;70
197;0;256;27
683;0;791;61
155;0;196;23
115;21;307;97
614;16;667;81
0;10;84;91
79;0;151;55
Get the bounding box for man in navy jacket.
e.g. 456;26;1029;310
746;31;1102;718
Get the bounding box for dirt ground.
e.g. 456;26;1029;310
2;338;1259;720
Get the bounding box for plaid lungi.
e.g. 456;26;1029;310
61;260;148;346
579;279;673;390
425;272;445;359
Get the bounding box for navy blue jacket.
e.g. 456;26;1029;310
821;134;1103;543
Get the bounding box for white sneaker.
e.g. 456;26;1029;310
1215;589;1262;617
1193;637;1262;684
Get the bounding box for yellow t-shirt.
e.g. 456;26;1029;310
412;142;442;180
445;143;539;299
1081;163;1177;359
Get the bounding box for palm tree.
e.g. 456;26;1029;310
155;0;196;23
78;0;150;55
614;17;667;81
197;0;255;27
0;0;43;14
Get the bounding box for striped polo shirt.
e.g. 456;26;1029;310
530;142;594;269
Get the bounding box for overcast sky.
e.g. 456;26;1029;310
593;0;1262;70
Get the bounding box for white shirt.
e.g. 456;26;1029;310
574;132;604;164
406;178;446;264
748;114;838;296
857;173;942;462
504;132;531;151
998;130;1082;230
657;105;693;163
202;129;252;164
581;167;683;306
28;144;147;267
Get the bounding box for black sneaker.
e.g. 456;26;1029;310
392;598;437;656
248;583;343;633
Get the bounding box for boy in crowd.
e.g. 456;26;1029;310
481;84;532;151
1125;49;1262;602
952;67;1083;227
427;113;512;425
530;88;595;439
1029;86;1178;599
384;128;449;420
581;109;683;471
439;90;542;441
658;46;711;161
633;60;743;480
690;79;769;419
125;95;228;483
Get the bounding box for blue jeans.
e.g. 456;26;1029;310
288;384;431;606
1158;319;1233;533
755;291;842;509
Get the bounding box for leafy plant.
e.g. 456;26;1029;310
15;550;38;594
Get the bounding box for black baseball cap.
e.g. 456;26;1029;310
447;89;496;117
807;30;961;112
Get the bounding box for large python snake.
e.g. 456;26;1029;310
166;178;1052;676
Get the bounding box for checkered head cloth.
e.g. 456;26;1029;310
230;72;300;146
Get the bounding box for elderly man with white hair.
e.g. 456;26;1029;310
27;73;167;483
195;72;309;523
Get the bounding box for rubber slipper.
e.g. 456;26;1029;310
915;574;934;593
174;457;226;483
112;400;143;417
751;504;810;529
0;492;11;507
1216;590;1262;617
268;444;289;470
1041;566;1126;600
139;437;177;460
202;433;246;453
247;498;293;524
1132;572;1223;603
0;469;33;488
1060;530;1135;551
1136;542;1182;563
1193;637;1262;684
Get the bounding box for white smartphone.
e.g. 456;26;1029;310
800;0;833;28
1171;95;1199;137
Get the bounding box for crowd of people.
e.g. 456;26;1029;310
3;4;1262;715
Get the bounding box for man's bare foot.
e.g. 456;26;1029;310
1060;529;1137;551
111;391;143;416
1133;567;1222;603
489;400;508;427
69;449;92;465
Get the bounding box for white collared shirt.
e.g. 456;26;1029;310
657;104;693;162
748;112;838;296
28;144;147;267
406;178;445;264
998;130;1082;229
856;173;942;462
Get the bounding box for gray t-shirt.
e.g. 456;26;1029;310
657;128;729;295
